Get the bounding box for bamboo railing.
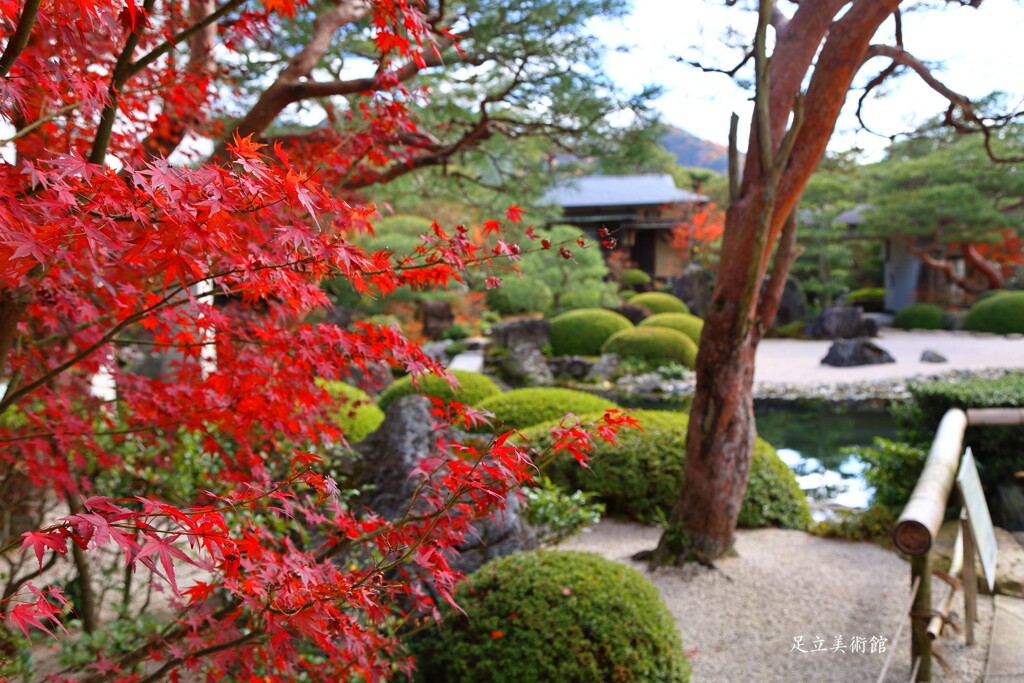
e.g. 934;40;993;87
877;407;1024;683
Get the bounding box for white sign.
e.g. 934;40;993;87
957;448;997;592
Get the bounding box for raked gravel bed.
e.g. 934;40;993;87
560;520;994;683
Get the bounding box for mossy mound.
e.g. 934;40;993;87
549;308;633;357
638;312;704;346
525;410;811;529
602;327;698;369
321;381;385;442
892;303;947;330
963;291;1024;334
410;550;691;683
474;388;619;432
377;370;501;413
629;292;689;315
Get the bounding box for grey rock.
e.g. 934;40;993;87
804;306;878;339
343;361;393;397
920;349;948;363
490;318;549;351
420;299;454;339
500;343;553;386
352;395;536;572
821;338;896;367
548;355;592;379
994;483;1024;532
769;276;808;328
586;353;620;381
421;340;453;362
671;264;715;317
616;301;652;325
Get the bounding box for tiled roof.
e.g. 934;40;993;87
541;174;705;208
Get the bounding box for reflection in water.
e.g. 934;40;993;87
754;400;897;513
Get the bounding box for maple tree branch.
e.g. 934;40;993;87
89;0;160;164
0;0;41;78
134;630;265;683
127;0;248;79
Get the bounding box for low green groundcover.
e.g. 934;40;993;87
377;370;501;413
320;381;385;442
549;308;633;356
473;387;619;432
410;550;691;683
525;410;811;529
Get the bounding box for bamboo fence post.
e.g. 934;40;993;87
910;553;932;682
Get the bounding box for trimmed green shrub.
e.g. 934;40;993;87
638;312;704;345
549;308;633;356
485;278;554;316
963;291;1024;334
845;287;885;312
526;410;811;529
602;327;698;369
847;438;928;510
321;381;385;442
411;550;691;683
629;292;689;315
892;303;947;330
377;370;501;413
892;373;1024;500
474;388;618;431
521;477;605;545
620;268;651;288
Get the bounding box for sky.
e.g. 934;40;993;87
591;0;1024;159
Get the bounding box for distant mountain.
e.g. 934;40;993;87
661;127;730;175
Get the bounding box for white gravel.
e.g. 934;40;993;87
561;521;994;683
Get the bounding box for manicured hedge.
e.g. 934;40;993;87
525;410;811;530
620;268;652;288
377;370;501;413
845;288;885;313
602;327;698;369
485;278;554;316
892;303;947;330
549;308;633;357
963;291;1024;334
629;292;689;315
474;388;619;432
638;312;704;346
410;550;691;683
321;381;385;442
894;373;1024;494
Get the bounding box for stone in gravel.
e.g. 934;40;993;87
768;276;808;327
821;338;896;367
921;349;948;363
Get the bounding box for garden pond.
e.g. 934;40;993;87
753;400;896;516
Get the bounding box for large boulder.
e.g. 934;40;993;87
821;338;895;367
771;277;809;327
490;318;549;352
804;306;878;339
351;395;536;573
420;299;454;339
500;343;554;386
671;264;715;317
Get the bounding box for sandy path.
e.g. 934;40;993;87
754;329;1024;386
561;521;994;683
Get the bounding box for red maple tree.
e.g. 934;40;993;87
669;202;725;268
0;1;635;679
